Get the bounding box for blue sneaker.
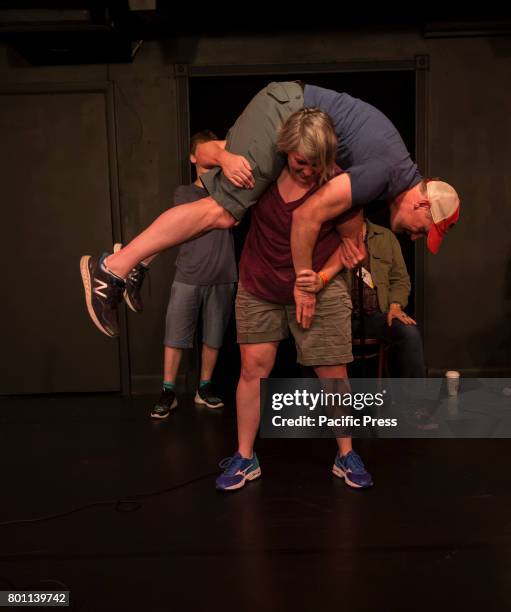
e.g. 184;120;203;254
215;452;261;491
332;450;373;489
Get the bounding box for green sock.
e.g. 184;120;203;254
199;379;211;388
163;381;176;391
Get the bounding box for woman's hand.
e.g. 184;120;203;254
295;269;324;293
219;151;255;188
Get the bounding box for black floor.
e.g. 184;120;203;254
0;393;510;611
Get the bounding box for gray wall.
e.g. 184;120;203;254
1;27;510;393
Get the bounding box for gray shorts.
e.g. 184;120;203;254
164;281;236;350
200;82;305;221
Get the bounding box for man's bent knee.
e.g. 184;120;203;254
206;198;237;229
391;320;422;344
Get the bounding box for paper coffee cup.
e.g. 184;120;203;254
445;370;460;396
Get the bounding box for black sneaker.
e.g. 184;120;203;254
80;254;125;337
194;383;224;409
113;243;148;313
150;388;178;419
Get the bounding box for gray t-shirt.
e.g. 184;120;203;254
173;183;238;285
304;85;422;206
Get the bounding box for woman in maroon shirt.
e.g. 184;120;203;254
216;109;373;492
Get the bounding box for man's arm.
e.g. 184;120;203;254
195;140;254;188
293;225;364;325
295;243;345;293
194;140;227;168
291;175;366;328
335;208;364;241
291;173;353;274
334;209;366;268
312;216;363;283
318;243;345;282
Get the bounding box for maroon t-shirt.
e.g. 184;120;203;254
239;181;342;305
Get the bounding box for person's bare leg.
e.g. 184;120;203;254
195;343;224;409
237;342;278;458
150;346;183;419
313;365;352;455
163;346;183;384
337;437;353;455
106;197;236;278
314;364;373;488
200;343;220;382
114;244;157;269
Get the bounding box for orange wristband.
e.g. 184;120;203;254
318;271;330;287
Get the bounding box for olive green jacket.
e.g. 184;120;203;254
347;221;411;312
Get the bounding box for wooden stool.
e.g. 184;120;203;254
352;338;388;379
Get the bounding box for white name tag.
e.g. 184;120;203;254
356;266;374;289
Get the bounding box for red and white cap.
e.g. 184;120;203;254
426;180;460;254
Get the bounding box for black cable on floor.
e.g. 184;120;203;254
0;469;219;528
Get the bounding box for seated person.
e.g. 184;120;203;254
350;219;425;378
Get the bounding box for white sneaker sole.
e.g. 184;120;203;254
150;398;178;420
219;467;262;491
332;463;364;489
123;292;138;313
80;255;116;337
194;391;224;409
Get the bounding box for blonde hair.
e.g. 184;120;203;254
277;108;337;184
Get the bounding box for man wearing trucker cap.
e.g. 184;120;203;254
80;82;460;338
389;179;460;253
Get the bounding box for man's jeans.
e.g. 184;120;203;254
352;312;425;378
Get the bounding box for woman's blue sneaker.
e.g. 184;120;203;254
215;452;261;491
332;450;373;489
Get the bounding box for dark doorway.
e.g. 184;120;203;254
189;71;416;395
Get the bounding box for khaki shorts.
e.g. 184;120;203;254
200;82;304;221
236;276;353;366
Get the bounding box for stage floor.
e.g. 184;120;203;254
0;393;509;611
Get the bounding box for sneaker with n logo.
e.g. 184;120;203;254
113;243;148;313
80;253;125;337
